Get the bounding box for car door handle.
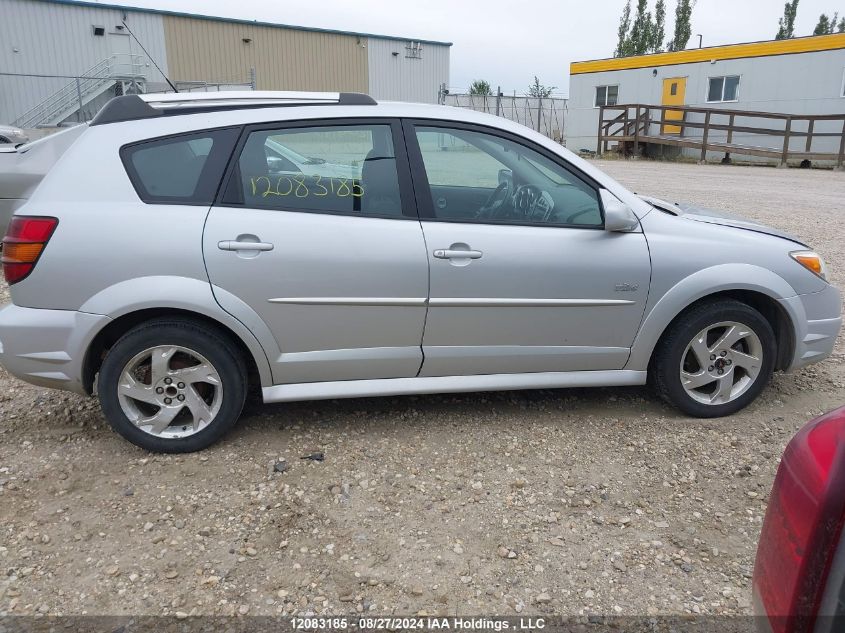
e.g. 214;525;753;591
433;249;483;260
218;240;274;252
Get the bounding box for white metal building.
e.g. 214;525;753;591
1;0;452;128
566;33;845;160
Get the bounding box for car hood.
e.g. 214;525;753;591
638;195;807;247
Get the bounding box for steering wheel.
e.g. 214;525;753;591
512;184;544;217
476;181;511;219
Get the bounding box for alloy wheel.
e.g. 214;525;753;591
116;345;223;438
679;321;764;406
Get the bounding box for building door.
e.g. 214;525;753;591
661;77;686;135
108;32;132;75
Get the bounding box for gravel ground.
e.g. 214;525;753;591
0;161;844;618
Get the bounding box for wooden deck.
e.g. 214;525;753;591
597;104;845;166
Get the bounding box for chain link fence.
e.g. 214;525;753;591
445;93;567;143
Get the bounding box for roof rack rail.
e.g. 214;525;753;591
90;91;377;126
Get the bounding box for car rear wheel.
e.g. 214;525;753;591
98;319;247;452
651;300;776;417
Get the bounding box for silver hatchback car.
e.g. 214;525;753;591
0;91;840;452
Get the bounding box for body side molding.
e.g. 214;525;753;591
267;297;634;307
262;369;647;403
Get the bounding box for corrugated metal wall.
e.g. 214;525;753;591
566;48;845;160
1;0;452;126
366;38;450;103
163;15;369;92
1;0;168;125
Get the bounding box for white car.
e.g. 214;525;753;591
0;91;839;452
0;125;29;146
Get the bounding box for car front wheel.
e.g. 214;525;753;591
98;319;247;452
651;300;777;417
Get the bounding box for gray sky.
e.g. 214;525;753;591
102;0;838;96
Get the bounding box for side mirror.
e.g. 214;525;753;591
600;189;640;232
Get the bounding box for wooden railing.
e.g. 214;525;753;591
597;103;845;167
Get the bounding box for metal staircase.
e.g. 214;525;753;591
12;54;147;129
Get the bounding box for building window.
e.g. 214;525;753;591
595;85;619;107
841;68;845;97
405;42;422;59
707;75;740;103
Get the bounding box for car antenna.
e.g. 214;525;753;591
121;18;179;93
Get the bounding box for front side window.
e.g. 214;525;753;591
230;124;403;217
707;75;740;102
595;85;619;107
413;126;603;227
121;128;238;204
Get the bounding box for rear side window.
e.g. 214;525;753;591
121;128;238;204
225;124;404;218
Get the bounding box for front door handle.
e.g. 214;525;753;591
433;249;482;260
218;240;274;252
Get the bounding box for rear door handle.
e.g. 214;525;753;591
218;240;274;252
433;249;482;259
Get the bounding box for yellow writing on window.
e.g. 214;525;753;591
249;175;364;199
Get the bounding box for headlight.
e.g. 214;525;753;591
790;250;828;280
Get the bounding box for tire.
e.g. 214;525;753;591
97;319;247;452
650;299;777;418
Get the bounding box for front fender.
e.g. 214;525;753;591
625;263;802;371
79;276;275;386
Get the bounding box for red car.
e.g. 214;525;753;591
754;405;845;633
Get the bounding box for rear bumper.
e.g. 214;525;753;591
0;303;109;395
780;283;842;371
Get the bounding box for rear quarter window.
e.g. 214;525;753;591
120;128;239;205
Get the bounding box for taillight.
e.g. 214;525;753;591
1;216;58;285
754;406;845;633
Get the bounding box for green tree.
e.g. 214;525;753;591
666;0;695;51
628;0;654;55
814;13;831;34
776;0;800;39
614;0;633;57
813;12;841;34
527;76;556;98
651;0;667;52
469;80;492;96
614;0;685;57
